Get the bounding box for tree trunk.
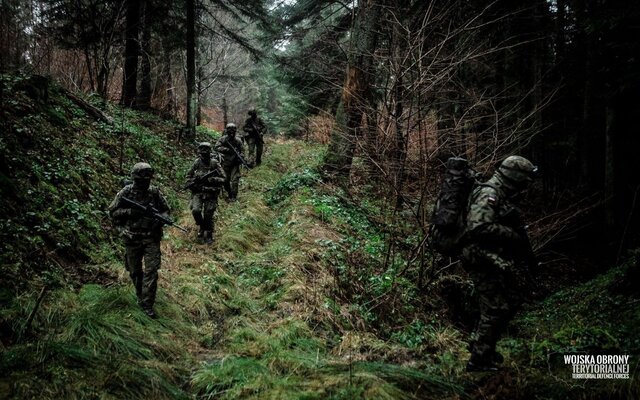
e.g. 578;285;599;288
122;0;140;107
322;0;382;183
196;63;203;125
84;46;96;92
163;42;176;118
138;0;152;110
185;0;197;138
393;74;406;208
222;93;228;127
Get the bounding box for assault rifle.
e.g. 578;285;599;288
121;197;188;232
249;120;265;143
183;169;223;192
502;207;540;293
503;208;538;269
229;143;251;169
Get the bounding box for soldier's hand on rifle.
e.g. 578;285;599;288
127;208;145;218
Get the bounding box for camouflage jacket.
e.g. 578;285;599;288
109;184;170;241
185;156;226;193
215;135;244;167
242;117;266;137
463;175;530;265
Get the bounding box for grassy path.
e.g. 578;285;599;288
158;139;461;399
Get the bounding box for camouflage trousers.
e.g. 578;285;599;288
463;246;523;364
190;192;218;231
124;239;161;309
222;163;241;199
245;136;263;166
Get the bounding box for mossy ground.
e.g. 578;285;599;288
1;75;638;399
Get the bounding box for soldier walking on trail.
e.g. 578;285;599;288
215;123;245;202
462;155;539;372
242;109;266;167
109;163;170;318
185;142;226;244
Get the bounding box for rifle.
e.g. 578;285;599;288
228;142;251;169
251;120;265;143
505;209;537;269
502;207;540;293
183;169;223;192
121;197;188;232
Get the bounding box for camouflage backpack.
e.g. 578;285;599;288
429;157;478;256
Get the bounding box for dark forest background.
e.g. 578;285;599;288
3;0;638;261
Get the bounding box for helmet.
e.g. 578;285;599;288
131;162;154;179
248;109;257;116
198;142;212;152
226;123;237;133
498;156;537;184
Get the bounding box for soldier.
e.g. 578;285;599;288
215;123;245;202
109;163;170;318
462;155;538;372
185;142;226;244
242;109;266;167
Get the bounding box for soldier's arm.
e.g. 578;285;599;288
186;160;198;181
467;192;523;244
109;189;133;221
242;119;252;133
215;138;231;154
214;163;226;183
155;190;171;218
236;139;245;155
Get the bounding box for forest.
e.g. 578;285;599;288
1;0;639;398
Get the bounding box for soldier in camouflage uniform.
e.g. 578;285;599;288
462;155;538;371
242;109;266;167
109;163;170;318
215;123;245;202
185;142;226;244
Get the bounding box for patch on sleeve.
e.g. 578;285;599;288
487;196;497;206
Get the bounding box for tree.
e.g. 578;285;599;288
42;0;126;97
137;0;153;110
185;0;197;138
322;0;384;182
122;0;141;106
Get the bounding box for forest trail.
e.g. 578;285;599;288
152;138;352;397
150;138;464;398
161;137;315;362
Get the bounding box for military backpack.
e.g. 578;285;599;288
429;157;478;256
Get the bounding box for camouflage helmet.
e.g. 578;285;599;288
225;123;237;132
248;109;257;116
498;156;537;184
198;142;212;152
131;162;154;179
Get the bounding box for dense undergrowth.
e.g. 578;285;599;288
0;75;638;399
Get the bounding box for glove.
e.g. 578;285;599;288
128;208;145;218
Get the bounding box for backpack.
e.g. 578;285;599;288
429;157;478;256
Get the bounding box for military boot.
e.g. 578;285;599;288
204;231;213;244
143;306;157;319
197;227;205;243
492;351;504;364
466;354;500;372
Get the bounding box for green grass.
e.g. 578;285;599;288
0;284;192;399
185;140;464;400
